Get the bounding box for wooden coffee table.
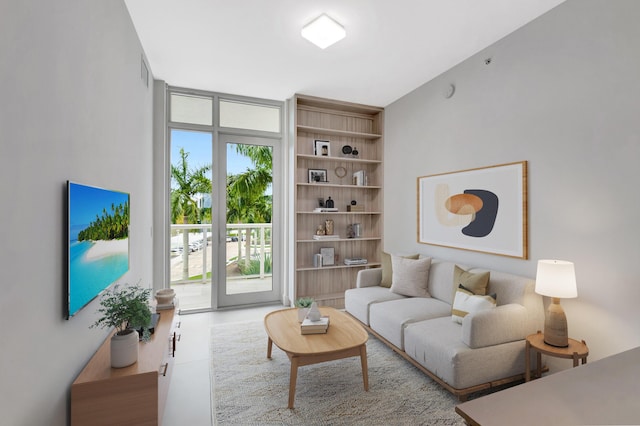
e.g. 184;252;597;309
264;306;369;409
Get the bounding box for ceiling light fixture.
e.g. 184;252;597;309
301;14;346;49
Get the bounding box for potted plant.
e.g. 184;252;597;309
294;297;315;322
91;284;152;368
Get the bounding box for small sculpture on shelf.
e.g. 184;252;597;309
316;224;325;235
325;196;334;208
325;219;334;235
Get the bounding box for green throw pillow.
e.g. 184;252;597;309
380;251;419;288
452;265;490;299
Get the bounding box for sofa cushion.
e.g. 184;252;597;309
462;304;528;348
390;255;432;297
404;317;530;389
380;252;419;288
344;286;406;325
427;261;467;304
369;297;451;349
451;284;496;324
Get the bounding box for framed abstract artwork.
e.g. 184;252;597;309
417;161;528;259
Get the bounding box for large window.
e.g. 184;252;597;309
166;88;283;311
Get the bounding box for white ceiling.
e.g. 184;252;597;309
125;0;565;107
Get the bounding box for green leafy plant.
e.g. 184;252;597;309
91;284;152;340
237;253;272;275
294;297;315;308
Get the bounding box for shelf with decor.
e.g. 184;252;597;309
290;94;383;308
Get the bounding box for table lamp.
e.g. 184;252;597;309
535;260;577;347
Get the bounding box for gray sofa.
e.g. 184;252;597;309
344;258;544;400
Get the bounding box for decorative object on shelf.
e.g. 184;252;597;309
351;146;359;157
308;168;328;183
334;166;347;178
307;301;321;321
312;234;339;240
91;284;152;368
347;199;365;212
313;253;323;267
347;224;355;238
154;288;175;305
325;196;334;208
314;139;330;156
417;161;528;259
315;224;326;235
325;219;334;235
320;247;335;266
535;259;578;347
295;297;315;322
353;170;366;186
318;198;324;207
341;145;353;156
344;258;368;265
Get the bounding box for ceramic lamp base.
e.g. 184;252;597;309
543;297;569;347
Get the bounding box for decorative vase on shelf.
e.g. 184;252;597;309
307;302;321;321
325;219;334;235
325;197;334;208
110;329;139;368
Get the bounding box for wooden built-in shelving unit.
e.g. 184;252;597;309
292;94;384;308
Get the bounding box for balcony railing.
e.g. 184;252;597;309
169;223;272;285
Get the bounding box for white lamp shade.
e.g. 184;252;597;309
301;14;346;49
535;259;578;298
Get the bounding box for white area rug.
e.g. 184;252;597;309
210;320;465;425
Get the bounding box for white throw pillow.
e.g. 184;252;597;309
451;284;496;324
390;255;432;297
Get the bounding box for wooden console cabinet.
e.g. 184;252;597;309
71;307;179;426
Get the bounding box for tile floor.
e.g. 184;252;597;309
162;304;285;426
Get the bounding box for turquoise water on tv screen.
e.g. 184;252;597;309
68;240;129;317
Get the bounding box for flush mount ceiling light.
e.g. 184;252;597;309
301;14;346;49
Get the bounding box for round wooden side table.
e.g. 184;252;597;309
525;330;589;382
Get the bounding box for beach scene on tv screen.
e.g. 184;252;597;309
69;182;130;317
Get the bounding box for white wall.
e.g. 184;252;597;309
384;0;640;368
0;1;153;424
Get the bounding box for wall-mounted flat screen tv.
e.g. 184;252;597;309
67;181;130;318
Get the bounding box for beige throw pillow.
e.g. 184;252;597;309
453;265;490;298
380;251;419;288
390;255;432;297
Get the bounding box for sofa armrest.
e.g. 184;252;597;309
356;268;383;288
462;304;527;349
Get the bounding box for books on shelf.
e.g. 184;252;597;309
301;316;330;334
347;205;365;212
344;258;368;265
313;207;339;212
312;234;340;240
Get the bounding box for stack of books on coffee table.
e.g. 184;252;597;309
300;316;330;335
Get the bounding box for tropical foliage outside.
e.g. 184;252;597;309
170;144;273;280
77;201;130;241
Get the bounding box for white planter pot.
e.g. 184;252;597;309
111;329;139;368
297;308;308;323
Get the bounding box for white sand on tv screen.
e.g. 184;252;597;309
85;238;128;260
